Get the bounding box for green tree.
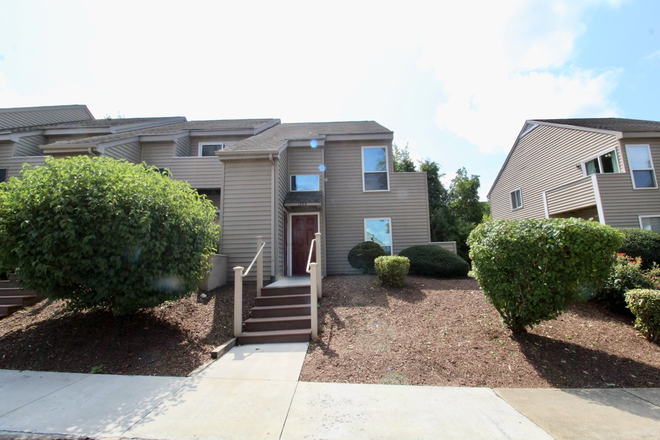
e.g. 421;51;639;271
419;159;452;242
448;168;486;261
0;156;220;315
393;143;416;172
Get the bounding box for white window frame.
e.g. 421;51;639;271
361;146;390;192
198;142;225;157
581;149;620;177
510;188;523;210
639;215;660;233
364;218;393;255
626;144;657;189
290;174;320;192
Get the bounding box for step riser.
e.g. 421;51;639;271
0;289;37;297
260;286;310;296
255;295;310;307
239;333;310;344
0;296;37;305
0;305;22;316
244;319;311;332
251;307;311;319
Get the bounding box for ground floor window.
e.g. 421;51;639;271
510;188;522;210
640;216;660;233
364;218;392;255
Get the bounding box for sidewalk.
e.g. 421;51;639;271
1;343;659;439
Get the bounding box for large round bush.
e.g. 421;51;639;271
398;245;469;278
468;218;623;333
348;241;386;273
0;156;220;314
619;228;660;270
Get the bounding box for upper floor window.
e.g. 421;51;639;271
199;142;225;157
365;218;392;255
362;146;389;191
290;175;320;191
510;189;522;210
583;151;619;176
626;145;657;189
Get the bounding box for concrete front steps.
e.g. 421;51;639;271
238;282;313;344
0;279;39;319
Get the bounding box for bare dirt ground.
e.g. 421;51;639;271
1;275;659;388
300;275;660;388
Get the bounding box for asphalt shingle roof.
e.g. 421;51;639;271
224;121;391;152
534;118;660;133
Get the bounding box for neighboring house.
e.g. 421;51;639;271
488;118;660;233
0;104;431;281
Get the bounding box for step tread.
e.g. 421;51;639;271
245;315;311;323
251;304;310;311
240;329;312;336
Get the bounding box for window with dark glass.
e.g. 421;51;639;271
626;145;657;188
199;143;225;157
362;147;389;191
290;175;320;191
511;189;522;210
583;151;619;176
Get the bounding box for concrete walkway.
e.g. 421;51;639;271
1;343;659;439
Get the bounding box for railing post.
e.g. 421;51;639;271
256;236;263;297
314;232;322;298
310;262;318;339
234;266;244;336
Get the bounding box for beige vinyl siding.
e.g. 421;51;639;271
105;141;141;164
175;136;191;157
288;146;323;176
324;141;430;275
15;135;47;156
276;149;289;277
597;172;660;228
221;159;273;282
544;176;596;216
5;156;47;178
490;125;621;220
142;142;223;188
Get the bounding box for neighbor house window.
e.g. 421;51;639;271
583;150;619;176
290;175;320;191
199;142;225;157
0;169;6;182
362;146;389;191
626;145;657;188
510;189;522;210
364;218;392;255
640;216;660;233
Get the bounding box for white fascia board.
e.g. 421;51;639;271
325;133;393;142
618;132;660;139
189;129;255;137
216;149;281;161
2;130;45;142
41;144;97;154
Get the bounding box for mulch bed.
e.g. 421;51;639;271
300;275;660;388
0;284;254;377
1;275;659;388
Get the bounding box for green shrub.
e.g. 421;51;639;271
468;218;623;334
0;156;220;315
592;253;654;314
625;288;660;342
374;256;410;287
398;245;469;278
619;228;660;270
348;241;386;274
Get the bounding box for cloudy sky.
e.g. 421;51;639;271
1;0;659;199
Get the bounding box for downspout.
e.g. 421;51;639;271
270;153;276;282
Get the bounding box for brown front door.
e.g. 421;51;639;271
291;214;318;275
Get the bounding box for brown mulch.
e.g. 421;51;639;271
0;284;254;376
1;275;659;388
300;275;660;388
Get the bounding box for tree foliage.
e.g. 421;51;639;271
0;156;220;315
468;218;623;333
393;143;416;172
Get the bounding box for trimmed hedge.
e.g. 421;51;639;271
375;255;410;287
592;253;654;314
398;245;470;278
625;288;660;342
0;156;220;315
619;228;660;270
348;241;386;274
468;218;623;333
